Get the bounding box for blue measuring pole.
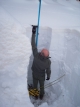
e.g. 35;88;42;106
36;0;42;46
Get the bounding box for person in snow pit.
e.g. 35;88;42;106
31;25;51;100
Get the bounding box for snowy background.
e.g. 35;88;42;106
0;0;80;107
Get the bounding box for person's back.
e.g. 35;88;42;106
32;52;51;80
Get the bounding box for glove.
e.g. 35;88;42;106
46;78;50;80
32;25;38;34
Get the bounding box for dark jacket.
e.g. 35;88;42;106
31;33;51;80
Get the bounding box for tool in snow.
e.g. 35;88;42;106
28;84;40;97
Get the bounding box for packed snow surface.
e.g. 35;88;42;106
0;0;80;107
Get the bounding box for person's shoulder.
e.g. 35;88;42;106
34;52;39;58
47;58;51;65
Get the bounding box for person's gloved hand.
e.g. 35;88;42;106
32;25;38;34
46;78;50;80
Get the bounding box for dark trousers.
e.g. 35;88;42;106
33;76;44;95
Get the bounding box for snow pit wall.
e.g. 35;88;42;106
50;29;80;107
0;22;33;107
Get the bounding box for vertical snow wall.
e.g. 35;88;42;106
0;7;34;107
50;29;80;107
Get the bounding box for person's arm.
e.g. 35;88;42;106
46;60;51;80
31;26;38;57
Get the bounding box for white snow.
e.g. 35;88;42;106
0;0;80;107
